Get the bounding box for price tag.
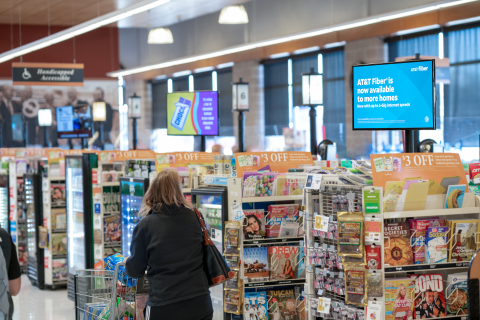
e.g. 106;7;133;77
300;240;304;246
339;272;344;278
299;211;303;217
314;215;329;232
317;289;323;295
322;244;328;249
317;297;331;313
314;242;319;248
305;174;323;189
315;268;320;274
307;239;311;245
307;265;313;271
329;245;336;251
346;192;356;212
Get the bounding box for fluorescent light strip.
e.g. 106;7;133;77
172;70;192;77
216;62;234;69
445;15;480;26
108;0;477;77
0;0;170;64
293;46;320;54
323;41;346;49
394;24;440;36
269;52;290;59
194;66;215;73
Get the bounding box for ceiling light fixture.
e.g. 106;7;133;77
218;5;249;24
172;70;192;77
293;46;320;55
0;0;170;64
323;41;346;49
148;28;174;44
217;62;234;69
108;0;477;77
194;66;215;73
269;52;290;59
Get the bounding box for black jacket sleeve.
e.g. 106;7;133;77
8;239;21;280
125;222;148;279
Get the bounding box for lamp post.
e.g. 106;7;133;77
302;68;323;155
128;93;141;150
93;101;107;148
38;109;53;147
232;78;249;152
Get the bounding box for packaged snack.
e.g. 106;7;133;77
446;272;468;316
243;247;269;282
268;246;300;280
345;267;366;306
385;277;415;320
104;253;137;287
224;221;240;254
384;222;413;266
365;245;381;270
426;227;448;264
337;211;364;258
447;219;480;262
410;273;445;319
224;289;241;314
366;271;383;298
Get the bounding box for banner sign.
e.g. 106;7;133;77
155;152;218;172
235;152;313;178
12;62;84;86
98;150;155;163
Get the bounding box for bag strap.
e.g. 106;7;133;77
193;208;215;246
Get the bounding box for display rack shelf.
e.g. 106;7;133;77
242;195;303;203
383;207;480;219
244;278;306;288
243;236;303;246
385;261;470;273
49;177;65;181
101;182;119;187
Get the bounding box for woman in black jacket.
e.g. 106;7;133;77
125;169;212;320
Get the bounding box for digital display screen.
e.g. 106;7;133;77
167;91;219;136
56;105;92;138
352;60;435;130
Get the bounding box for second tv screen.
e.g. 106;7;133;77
167;91;219;136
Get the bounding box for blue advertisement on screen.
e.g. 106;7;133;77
353;60;435;130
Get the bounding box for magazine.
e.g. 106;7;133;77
266;204;299;238
426;227;449;264
268;288;298;320
244;291;269;320
243;247;269;282
409;219;445;264
268;246;300;280
104;214;121;243
243;210;266;240
384;277;415;320
51;233;67;255
447;219;480;262
384;222;413;266
410;273;446;319
52;258;67;281
50;184;66;206
51;208;66;230
103;186;120;213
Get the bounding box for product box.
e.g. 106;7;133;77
266;204;299;238
447;219;480;262
384;278;415;320
243;210;266;240
384;222;413;266
409;219;445;264
267;246;300;280
243;247;269;283
244;291;269;320
426;227;449;264
268;288;298;320
469;162;480;184
410;273;445;319
446;272;468;316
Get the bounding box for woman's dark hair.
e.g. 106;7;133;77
285;259;291;267
243;214;262;233
54;187;63;195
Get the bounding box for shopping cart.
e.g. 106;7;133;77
74;262;149;320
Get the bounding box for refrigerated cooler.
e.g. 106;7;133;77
66;153;97;300
0;175;8;232
120;177;149;256
191;187;228;320
25;173;44;289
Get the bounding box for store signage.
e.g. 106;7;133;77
232;83;249;111
235;152;313;178
395;55;450;84
155;152;219;172
98;150;155;163
317;297;331;313
12;62;84;86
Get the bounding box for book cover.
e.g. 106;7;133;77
104;214;121;243
384;222;413;266
51;208;66;230
409;219;445;264
268;288;298;320
267;246;300;280
426;227;449;264
410;273;445;319
266;204;299;238
244;291;269;320
445;184;466;209
51;233;67;255
446;272;468;316
52;258;67;281
243;210;266;240
243;247;269;282
447;219;480;262
50;183;66;206
384;277;415;320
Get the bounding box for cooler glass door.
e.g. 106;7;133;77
0;175;8;232
120;178;147;256
25;176;36;262
66;157;85;275
193;190;227;320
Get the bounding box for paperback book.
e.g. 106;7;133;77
384;222;413;266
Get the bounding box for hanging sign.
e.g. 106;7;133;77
234;152;313;178
98;150;155;163
155;152;218;172
12;62;84;86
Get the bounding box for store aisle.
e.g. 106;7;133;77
12;275;74;320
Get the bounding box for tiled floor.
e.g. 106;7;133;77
12;275;74;320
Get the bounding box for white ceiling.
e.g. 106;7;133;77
117;0;252;28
